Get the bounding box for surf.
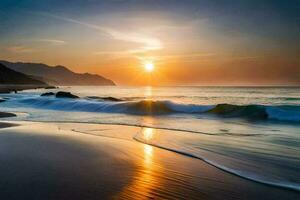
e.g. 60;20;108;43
4;95;300;122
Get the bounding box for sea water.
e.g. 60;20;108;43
0;86;299;191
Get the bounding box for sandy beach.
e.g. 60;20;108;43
0;119;298;200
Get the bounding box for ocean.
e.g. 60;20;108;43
0;86;299;191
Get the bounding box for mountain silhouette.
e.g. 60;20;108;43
0;63;47;85
0;60;115;86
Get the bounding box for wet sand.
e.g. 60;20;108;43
0;121;298;200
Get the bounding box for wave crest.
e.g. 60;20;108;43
14;97;300;122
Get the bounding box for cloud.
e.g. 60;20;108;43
7;46;34;53
92;30;162;56
38;12;162;54
158;53;216;59
146;53;216;64
34;39;66;45
104;29;162;52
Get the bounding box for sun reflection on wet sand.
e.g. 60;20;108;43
143;127;154;142
141;128;155;167
144;144;153;165
116;127;164;199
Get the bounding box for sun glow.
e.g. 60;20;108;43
144;62;154;72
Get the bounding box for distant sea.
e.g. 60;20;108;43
1;86;299;191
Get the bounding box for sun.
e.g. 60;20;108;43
144;62;154;72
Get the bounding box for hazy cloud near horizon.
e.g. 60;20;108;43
0;0;299;85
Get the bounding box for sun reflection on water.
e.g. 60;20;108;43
117;127;163;199
143;128;154;142
144;86;152;100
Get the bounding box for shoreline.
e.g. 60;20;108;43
133;135;300;192
0;121;298;199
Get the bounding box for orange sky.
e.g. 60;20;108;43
0;1;299;86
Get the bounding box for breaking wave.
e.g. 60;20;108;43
11;96;300;122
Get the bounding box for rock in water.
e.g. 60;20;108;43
41;92;55;96
45;86;58;89
55;91;79;98
87;96;123;102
